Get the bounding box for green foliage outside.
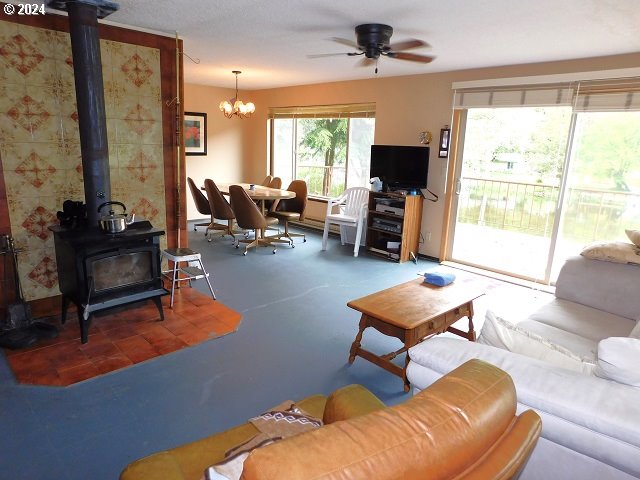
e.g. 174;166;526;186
461;107;571;184
570;112;640;192
458;109;640;243
297;118;347;196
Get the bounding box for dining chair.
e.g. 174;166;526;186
264;176;283;220
229;185;277;255
321;187;369;257
261;175;273;186
187;177;213;235
204;179;238;242
267;180;307;246
268;177;282;189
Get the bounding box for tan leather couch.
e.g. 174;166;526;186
121;359;541;480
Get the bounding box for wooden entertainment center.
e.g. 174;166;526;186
365;191;423;263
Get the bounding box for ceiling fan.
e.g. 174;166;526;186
308;23;435;72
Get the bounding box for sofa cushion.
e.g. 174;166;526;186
581;241;640;265
595;337;640;387
555;255;640;321
478;310;596;374
515;320;598;361
626;229;640;247
527;298;635;341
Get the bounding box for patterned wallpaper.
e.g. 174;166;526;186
0;20;167;301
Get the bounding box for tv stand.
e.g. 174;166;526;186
365;191;423;263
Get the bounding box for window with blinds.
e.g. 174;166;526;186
268;104;376;198
453;84;576;109
453;77;640;112
446;74;640;283
574;78;640;112
268;103;376;119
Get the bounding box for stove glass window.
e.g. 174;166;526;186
91;252;152;293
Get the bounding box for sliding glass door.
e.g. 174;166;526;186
448;95;640;283
449;107;572;280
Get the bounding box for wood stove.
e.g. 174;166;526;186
50;221;167;343
43;1;171;343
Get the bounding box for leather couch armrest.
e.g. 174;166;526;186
323;384;385;424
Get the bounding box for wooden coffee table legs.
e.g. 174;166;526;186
447;302;477;342
348;300;476;392
349;315;406;384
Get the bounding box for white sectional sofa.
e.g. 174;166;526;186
407;255;640;480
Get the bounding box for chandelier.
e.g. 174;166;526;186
219;70;255;119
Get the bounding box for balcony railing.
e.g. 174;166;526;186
457;177;640;242
297;164;346;197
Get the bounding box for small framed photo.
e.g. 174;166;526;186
184;112;207;156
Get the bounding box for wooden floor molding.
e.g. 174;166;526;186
2;288;241;387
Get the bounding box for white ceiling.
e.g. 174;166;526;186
100;0;640;90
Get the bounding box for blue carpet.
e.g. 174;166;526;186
0;224;438;479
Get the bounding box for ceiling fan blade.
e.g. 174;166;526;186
331;37;359;49
307;53;351;58
356;57;376;68
387;51;435;63
387;39;429;51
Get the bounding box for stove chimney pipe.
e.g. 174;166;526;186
46;0;119;226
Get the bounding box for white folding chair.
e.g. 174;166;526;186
321;187;369;257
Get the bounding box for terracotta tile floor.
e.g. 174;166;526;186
2;287;242;387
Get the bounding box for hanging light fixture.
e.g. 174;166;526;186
219;70;255;119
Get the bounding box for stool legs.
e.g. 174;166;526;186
197;257;216;301
170;258;179;307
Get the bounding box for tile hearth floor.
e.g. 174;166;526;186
2;288;242;387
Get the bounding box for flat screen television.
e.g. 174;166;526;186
369;145;429;191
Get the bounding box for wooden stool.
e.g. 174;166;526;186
161;248;216;307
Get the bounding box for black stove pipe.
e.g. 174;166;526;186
47;0;119;226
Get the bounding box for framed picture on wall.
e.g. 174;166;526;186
184;112;207;156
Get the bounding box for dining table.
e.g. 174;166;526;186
201;182;296;250
212;183;295;215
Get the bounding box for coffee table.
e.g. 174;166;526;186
347;277;484;391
